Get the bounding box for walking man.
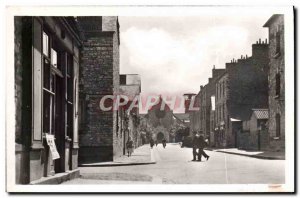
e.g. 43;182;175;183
150;138;154;149
126;137;134;157
198;135;209;161
192;133;200;161
162;138;167;148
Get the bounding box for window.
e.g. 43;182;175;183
276;114;280;137
43;32;49;57
116;110;119;137
223;81;225;97
42;30;73;139
275;73;280;97
51;49;58;68
216;83;219;99
66;54;73;138
275;26;281;55
42;31;55;134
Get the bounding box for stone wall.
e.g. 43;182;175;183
265;15;285;152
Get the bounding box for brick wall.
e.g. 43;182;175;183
15;17;23;144
78;16;122;163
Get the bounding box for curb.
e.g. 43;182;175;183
79;148;157;167
215;150;285;160
79;161;156;167
30;169;80;184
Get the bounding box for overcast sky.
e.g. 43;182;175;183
119;14;271;113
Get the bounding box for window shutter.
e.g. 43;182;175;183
32;18;43;146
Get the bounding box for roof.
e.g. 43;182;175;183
252;109;269;119
263;14;283;27
173;113;189;120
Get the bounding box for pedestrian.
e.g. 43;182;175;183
155;140;158;147
150;138;154;149
162;138;167;148
126;137;134;157
192;132;200;161
198;135;210;161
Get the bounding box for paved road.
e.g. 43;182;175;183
63;143;285;184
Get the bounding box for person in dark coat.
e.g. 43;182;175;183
198;135;209;161
162;138;167;148
192;133;210;161
192;133;200;161
126;136;134;157
150;138;154;149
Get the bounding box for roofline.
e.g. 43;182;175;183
215;70;228;81
120;74;140;76
263;14;283;27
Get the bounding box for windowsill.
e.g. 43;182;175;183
273;137;281;140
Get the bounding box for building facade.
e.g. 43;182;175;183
213;39;269;148
146;97;174;142
189;67;225;145
215;72;229;147
15;17;81;184
239;109;269;150
264;14;285;152
119;74;142;150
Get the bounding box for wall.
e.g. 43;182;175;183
78;16;122;163
265;15;285;152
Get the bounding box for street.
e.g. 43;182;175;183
63;143;285;184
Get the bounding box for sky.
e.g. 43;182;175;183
119;14;271;113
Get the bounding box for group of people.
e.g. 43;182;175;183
150;138;167;149
127;133;210;161
192;133;210;161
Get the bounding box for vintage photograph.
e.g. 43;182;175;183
6;5;294;193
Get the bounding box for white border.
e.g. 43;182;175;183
5;5;294;193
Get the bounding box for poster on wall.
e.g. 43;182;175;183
46;134;60;160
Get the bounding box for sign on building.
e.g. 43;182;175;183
45;134;60;160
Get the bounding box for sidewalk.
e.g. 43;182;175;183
212;148;285;160
79;144;156;167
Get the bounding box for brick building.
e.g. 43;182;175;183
214;39;269;148
77;16;124;163
189;67;225;145
119;74;142;150
215;71;229;147
263;14;285;151
15;17;81;184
